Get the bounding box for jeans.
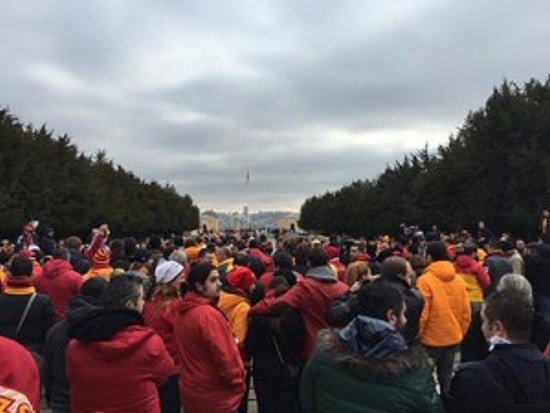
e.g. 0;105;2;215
424;344;459;394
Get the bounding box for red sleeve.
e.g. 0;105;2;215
200;310;245;387
84;231;106;260
474;262;491;290
249;290;280;314
0;337;41;411
146;332;176;385
545;342;550;357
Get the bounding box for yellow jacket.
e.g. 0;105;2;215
217;291;251;349
417;261;471;347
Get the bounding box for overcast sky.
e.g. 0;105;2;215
2;1;550;213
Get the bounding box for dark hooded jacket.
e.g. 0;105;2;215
66;308;174;413
525;243;550;297
327;278;424;345
300;315;444;413
445;344;550;413
42;294;102;413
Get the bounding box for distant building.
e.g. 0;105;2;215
277;215;300;232
200;210;220;233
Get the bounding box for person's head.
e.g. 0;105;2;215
65;236;83;252
345;261;371;287
186;262;221;301
226;266;256;295
51;247;71;261
109;239;125;259
92;246;111;267
496;273;533;304
348;243;360;261
481;290;533;344
9;255;33;277
273;250;293;270
155;261;185;288
308;246;328;267
356;281;407;330
80;277;108;300
198;247;215;265
425;241;449;263
169;250;188;267
379;256;414;286
102;272;149;313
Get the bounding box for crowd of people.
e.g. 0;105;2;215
1;220;550;412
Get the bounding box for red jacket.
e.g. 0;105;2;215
67;324;174;413
143;296;181;370
173;292;245;413
34;259;84;320
454;255;490;290
0;336;41;411
251;268;349;359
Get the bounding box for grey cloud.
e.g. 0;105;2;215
2;0;550;213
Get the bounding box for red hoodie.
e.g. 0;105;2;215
0;337;40;411
454;255;490;290
173;292;245;413
34;259;83;320
67;324;173;413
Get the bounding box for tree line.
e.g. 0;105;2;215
299;77;550;240
0;109;199;239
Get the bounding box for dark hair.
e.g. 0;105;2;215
233;252;250;267
52;247;70;261
293;244;310;266
65;236;83;251
102;272;148;310
80;277;108;299
308;247;328;267
123;237;137;257
273;251;293;270
273;268;297;286
483;290;532;342
186;262;216;293
426;241;449;261
356;281;405;322
9;256;33;276
379;256;408;281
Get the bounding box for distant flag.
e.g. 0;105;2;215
246;170;250;184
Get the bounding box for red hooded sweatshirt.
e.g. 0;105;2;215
173;292;245;413
34;259;83;320
67;313;174;413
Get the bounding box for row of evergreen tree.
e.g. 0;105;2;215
299;77;550;240
0;110;199;239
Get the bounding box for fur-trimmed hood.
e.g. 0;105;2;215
318;318;431;378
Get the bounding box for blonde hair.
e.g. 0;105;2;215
345;261;370;287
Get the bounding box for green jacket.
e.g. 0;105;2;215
300;317;444;413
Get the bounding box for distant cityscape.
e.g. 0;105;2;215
200;207;300;232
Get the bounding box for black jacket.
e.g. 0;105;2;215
327;278;424;344
525;244;550;297
445;344;550;413
0;292;56;353
42;294;102;413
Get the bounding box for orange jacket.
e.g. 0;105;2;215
417;261;471;347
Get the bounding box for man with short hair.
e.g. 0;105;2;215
445;290;550;412
67;272;174;413
301;281;443;413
